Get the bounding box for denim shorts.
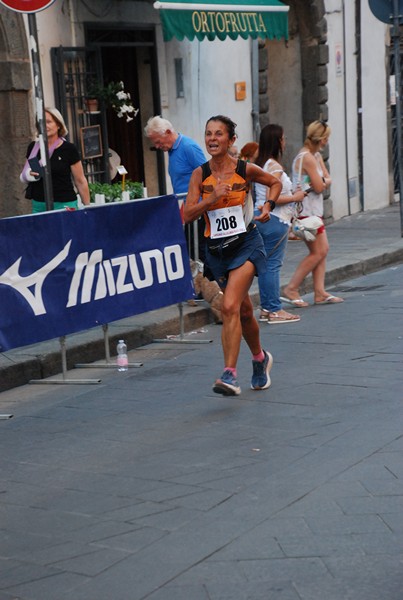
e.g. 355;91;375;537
204;225;267;288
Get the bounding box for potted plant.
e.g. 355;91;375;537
86;81;139;122
85;97;99;113
88;180;144;203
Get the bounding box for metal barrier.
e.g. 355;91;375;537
153;193;212;345
75;324;143;369
175;192;200;262
30;336;102;385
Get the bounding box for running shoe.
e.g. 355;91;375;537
213;370;241;396
251;350;273;390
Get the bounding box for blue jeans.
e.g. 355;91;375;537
254;210;289;312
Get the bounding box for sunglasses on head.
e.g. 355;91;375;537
319;120;327;134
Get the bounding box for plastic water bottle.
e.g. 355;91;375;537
116;340;128;372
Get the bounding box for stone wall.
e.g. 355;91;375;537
0;7;33;218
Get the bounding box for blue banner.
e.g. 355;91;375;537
0;196;194;351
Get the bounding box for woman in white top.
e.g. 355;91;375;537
281;120;343;306
254;124;306;323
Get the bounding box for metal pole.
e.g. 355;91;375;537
75;324;143;368
30;336;101;384
60;335;67;380
27;13;54;211
103;323;111;363
192;220;200;262
392;0;403;236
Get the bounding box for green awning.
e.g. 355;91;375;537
153;0;289;42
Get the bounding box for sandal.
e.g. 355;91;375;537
280;295;309;308
314;294;344;305
268;311;301;324
259;309;270;322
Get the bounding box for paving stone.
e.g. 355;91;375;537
0;558;21;576
305;480;371;498
133;481;216;503
274;496;344;518
95;500;182;523
295;576;403;600
276;533;365;558
360;478;403;496
323;553;403;584
0;529;57;560
205;583;302;600
377;512;403;533
0;561;87;594
131;506;201;530
336;494;403;514
206;528;284;561
236;556;331;583
3;571;89;600
16;540;108;566
0;592;24;600
92;526;168;552
304;514;390;535
146;584;210;599
0;505;97;537
50;547;130;576
352;531;403;555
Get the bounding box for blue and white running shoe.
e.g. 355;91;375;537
251;350;273;390
213;370;241;396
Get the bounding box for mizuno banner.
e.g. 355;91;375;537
0;196;194;351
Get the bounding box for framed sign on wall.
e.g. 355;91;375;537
80;125;103;159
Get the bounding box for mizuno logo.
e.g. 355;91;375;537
0;241;72;316
0;241;185;316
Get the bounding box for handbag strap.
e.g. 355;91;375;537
21;138;64;184
38;137;64;165
20;142;40;183
296;151;309;188
294;152;308;218
265;227;290;259
28;141;40;159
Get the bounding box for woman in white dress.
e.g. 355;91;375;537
281;120;343;307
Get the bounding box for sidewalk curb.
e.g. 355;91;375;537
296;248;403;295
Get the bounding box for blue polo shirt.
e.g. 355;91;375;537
168;134;206;195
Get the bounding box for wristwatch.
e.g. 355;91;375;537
265;200;276;211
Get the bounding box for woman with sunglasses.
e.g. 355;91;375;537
281;120;343;307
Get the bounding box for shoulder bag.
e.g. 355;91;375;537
292;152;322;242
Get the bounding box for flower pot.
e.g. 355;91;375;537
94;193;106;204
85;98;99;113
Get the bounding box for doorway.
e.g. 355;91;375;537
85;25;162;192
99;45;145;184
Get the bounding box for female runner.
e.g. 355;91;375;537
184;115;282;396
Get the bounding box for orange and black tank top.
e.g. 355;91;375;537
201;159;250;238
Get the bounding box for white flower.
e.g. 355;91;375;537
96;81;139;123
